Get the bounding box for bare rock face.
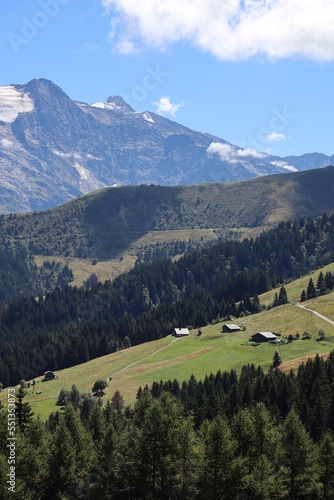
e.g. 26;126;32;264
0;78;332;213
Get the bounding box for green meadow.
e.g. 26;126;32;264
2;287;334;420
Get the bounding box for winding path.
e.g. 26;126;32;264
296;304;334;326
108;337;178;380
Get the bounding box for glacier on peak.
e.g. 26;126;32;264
0;86;34;123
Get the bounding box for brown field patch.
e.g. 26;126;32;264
279;352;330;374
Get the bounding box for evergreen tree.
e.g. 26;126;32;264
300;289;306;302
88;403;105;447
278;284;288;305
319;431;334;499
280;409;319;499
307;277;316;300
111;390;124;412
273;350;282;368
175;417;199;499
70;384;81;410
202;416;236;499
49;418;77;495
15;387;34;433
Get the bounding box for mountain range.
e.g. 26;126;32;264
0;78;333;213
2;167;334;264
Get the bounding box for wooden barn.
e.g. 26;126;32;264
251;331;277;343
223;324;241;333
173;328;190;337
43;370;55;381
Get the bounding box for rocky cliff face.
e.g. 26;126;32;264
0;78;333;213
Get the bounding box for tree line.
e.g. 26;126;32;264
1;212;334;386
1;351;334;499
301;270;334;302
0;243;73;303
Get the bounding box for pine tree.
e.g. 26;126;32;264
175;417;199;498
278;285;288;305
15;387;34;433
88;403;105;447
319;431;334;499
307;277;316;300
203;416;236;499
300;289;306;302
111;390;124;412
280;409;319;498
70;384;81;410
273;350;282;368
49;418;77;494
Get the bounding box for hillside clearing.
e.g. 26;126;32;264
2;294;334;419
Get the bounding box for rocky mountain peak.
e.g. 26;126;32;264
106;95;135;112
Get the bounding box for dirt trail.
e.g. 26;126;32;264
108;337;178;380
296;304;334;326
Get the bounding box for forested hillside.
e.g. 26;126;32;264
1;353;334;498
1;211;334;387
0;243;73;302
1;167;334;261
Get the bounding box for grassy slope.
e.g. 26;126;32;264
258;261;334;306
34;228;221;287
2;289;334;419
2;167;334;261
1;166;334;286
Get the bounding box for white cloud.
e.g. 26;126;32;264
267;131;286;143
102;0;334;61
0;138;14;149
52;150;82;160
116;38;138;54
207;142;267;162
237;148;267;159
282;165;298;172
87;154;102;160
207;142;234;161
270;160;298;172
52;150;72;159
153;96;184;117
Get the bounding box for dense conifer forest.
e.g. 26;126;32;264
0;243;73;303
1;352;334;499
1;212;334;386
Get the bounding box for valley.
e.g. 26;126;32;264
2;264;334;419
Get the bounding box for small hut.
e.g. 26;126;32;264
43;370;55;381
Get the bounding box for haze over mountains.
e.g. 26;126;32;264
0;78;333;213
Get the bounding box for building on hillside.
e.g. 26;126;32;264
43;370;55;381
173;328;190;337
223;324;241;333
251;331;277;343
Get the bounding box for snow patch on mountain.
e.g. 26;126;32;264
0;86;34;123
142;112;155;123
74;162;89;181
91;101;120;111
74;162;108;193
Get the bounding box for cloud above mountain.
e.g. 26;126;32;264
102;0;334;61
267;132;286;143
153;96;184;117
207;142;267;162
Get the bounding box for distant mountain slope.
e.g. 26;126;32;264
0;78;333;213
2;166;334;261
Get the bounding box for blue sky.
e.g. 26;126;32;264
1;0;334;157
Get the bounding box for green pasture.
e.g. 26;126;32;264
2;294;334;420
